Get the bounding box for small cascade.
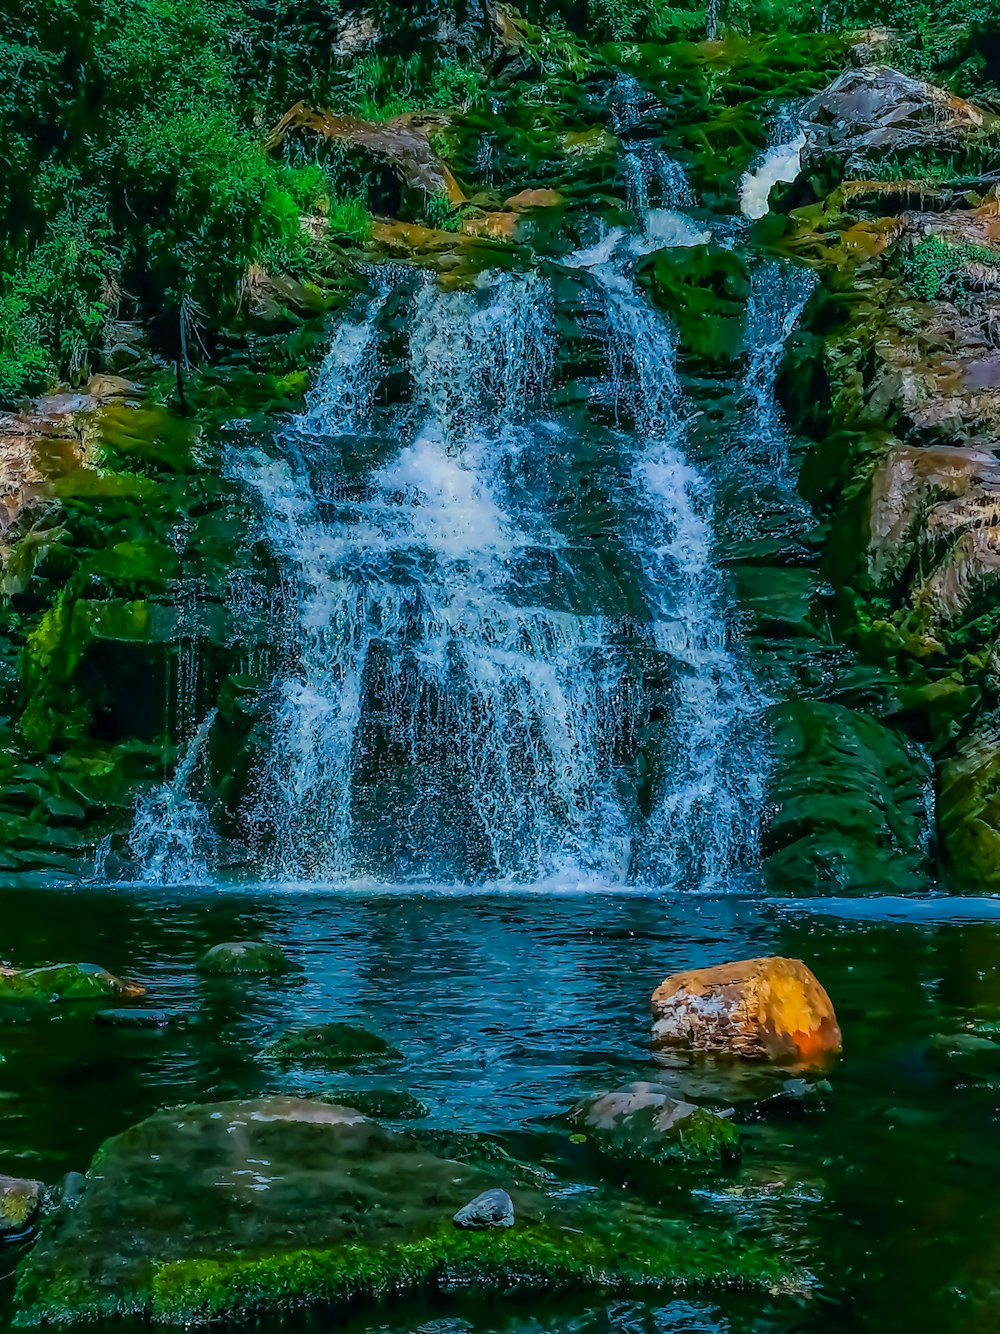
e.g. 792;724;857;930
741;260;817;468
624;146;695;217
739;105;807;221
128;711;218;884
476;133;495;187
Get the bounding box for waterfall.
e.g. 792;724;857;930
128;711;219;884
236;272;645;883
739;105;807;221
741;261;817;469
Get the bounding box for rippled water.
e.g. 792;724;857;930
4;888;1000;1333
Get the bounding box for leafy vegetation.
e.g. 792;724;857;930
904;235;1000;302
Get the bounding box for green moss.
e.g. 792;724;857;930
149;1224;788;1325
637;244;750;365
197;941;300;976
261;1023;401;1066
316;1089;428;1120
0;963;136;1014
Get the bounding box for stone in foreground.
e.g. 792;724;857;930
14;1097;793;1327
569;1084;740;1167
196;941;300;975
651;957;841;1062
0;1175;44;1237
261;1022;401;1066
453;1188;515;1230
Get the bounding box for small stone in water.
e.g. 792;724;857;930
0;1175;44;1237
197;942;301;976
453;1187;515;1230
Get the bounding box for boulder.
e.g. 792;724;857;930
505;188;564;211
453;1187;515;1229
568;1083;740;1166
14;1097;793;1325
802;66;987;162
0;964;145;1012
196;942;300;976
260;1023;402;1066
651;957;841;1062
0;1175;44;1237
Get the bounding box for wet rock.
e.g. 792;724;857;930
0;964;145;1013
568;1083;740;1166
651;957;841;1062
0;1175;44;1237
94;1009;176;1029
315;1089;428;1120
453;1187;515;1230
802;66;987;162
14;1097;792;1325
260;1022;401;1067
267;104;466;205
505;188;563;211
196;941;300;976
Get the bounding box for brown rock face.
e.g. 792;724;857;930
651;957;841;1062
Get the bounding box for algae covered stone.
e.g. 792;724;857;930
568;1084;740;1167
196;941;300;976
0;1175;44;1237
0;964;145;1015
261;1022;401;1066
14;1097;793;1327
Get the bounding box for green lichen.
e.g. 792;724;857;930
148;1225;788;1325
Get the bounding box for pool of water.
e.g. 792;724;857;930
3;888;1000;1333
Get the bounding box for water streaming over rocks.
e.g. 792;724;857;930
128;711;219;884
739;104;807;220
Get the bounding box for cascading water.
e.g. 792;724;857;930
739;104;808;221
128;710;219;884
568;223;768;886
624;146;695;217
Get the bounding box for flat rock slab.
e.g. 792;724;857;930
14;1098;791;1326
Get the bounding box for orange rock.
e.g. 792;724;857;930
505;188;564;212
651;956;841;1062
460;211;519;241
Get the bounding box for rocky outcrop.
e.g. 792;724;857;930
0;963;145;1013
802;66;987;162
651;958;842;1062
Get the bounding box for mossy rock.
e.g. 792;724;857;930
14;1097;793;1326
568;1085;740;1169
939;728;1000;890
196;941;301;976
261;1023;401;1067
763;699;933;894
0;963;144;1018
636;244;750;366
315;1089;428;1120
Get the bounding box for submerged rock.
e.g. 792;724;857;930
453;1188;515;1230
568;1084;740;1167
0;964;145;1013
260;1023;401;1066
315;1089;428;1120
0;1175;44;1237
196;942;300;976
94;1008;176;1029
14;1097;793;1325
651;957;841;1062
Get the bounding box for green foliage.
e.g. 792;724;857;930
326;195;374;243
904;235;1000;301
420;192;465;232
